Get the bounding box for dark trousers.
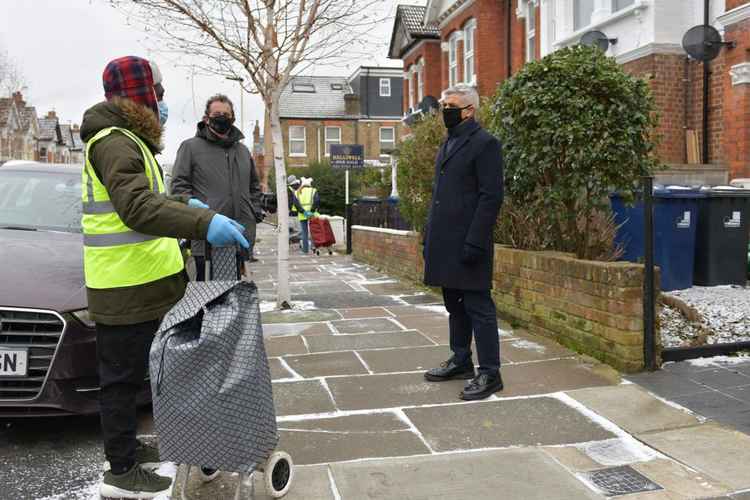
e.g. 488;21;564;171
97;319;160;473
442;288;501;375
300;219;310;254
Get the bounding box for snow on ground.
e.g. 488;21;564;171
662;285;750;346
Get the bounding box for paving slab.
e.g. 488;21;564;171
399;293;443;304
670;390;750;420
285;351;369;378
686;368;750;390
386;305;445;317
358;345;512;374
329;449;602;500
262;308;341;324
502;335;577;363
499;358;615;397
631;458;732;499
325;372;469;410
272;380;336;416
304;330;434;353
277;413;429;464
542;446;602;472
362;282;417;295
567;385;701;434
264;335;308;357
263;322;332;337
292;292;404;309
638;423;750;491
336;307;393;319
268;357;294;380
627;370;710;398
176;464;334;500
405;397;614;451
301;283;356;295
330;317;402;334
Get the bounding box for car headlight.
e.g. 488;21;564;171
71;309;96;329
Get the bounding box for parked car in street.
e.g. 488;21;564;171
0;162;150;416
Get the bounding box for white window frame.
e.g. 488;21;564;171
289;125;306;157
448;33;459;87
574;0;595;32
612;0;634;13
379;126;395;153
526;1;537;62
463;20;476;84
324;126;341;156
417;60;424;103
379;78;391;97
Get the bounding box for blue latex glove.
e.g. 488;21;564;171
207;214;250;248
304;211;313;218
188;198;209;209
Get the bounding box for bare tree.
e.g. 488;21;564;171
111;0;387;307
0;48;26;97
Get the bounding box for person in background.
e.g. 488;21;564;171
81;56;248;498
286;175;304;240
297;176;320;254
171;94;263;275
422;83;505;401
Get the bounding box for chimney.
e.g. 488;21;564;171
253;120;260;144
12;91;25;107
344;93;360;116
46;110;57;119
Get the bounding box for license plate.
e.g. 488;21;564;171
0;348;28;377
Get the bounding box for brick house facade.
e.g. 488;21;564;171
262;68;405;178
389;0;750;182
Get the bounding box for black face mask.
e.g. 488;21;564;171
209;115;233;135
442;105;471;129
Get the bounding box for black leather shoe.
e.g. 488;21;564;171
460;372;504;400
424;358;475;382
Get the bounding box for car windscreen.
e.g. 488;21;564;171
0;170;82;233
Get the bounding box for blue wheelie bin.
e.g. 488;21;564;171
610;187;703;291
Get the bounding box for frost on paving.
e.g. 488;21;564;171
660;286;750;347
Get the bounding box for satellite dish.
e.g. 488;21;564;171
682;25;735;61
419;96;439;114
580;30;617;52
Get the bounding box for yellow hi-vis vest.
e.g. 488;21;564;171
81;126;184;289
297;187;317;221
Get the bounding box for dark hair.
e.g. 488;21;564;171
204;94;235;119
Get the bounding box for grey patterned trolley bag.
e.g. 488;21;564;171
149;279;278;473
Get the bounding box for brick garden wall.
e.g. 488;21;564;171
352;226;654;373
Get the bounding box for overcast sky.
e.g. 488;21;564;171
0;0;421;163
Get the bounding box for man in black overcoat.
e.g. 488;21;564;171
422;83;505;400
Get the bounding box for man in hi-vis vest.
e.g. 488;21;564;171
297;177;320;254
80;56;249;499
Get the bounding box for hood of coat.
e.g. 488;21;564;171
196;120;245;148
80;97;163;151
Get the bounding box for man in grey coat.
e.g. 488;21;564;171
171;94;263;278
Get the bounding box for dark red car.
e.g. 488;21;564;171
0;162;149;416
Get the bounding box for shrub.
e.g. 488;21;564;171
396;112;444;232
485;45;659;260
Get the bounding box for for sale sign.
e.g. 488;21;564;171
330;144;364;169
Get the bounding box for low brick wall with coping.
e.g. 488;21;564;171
352;226;656;372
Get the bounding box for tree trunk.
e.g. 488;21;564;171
268;95;291;307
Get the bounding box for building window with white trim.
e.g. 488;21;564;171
379;127;395;154
407;67;415;110
526;2;537;62
379;78;391;97
324;126;341;156
448;33;459;87
612;0;634;11
574;0;594;31
417;61;424;103
289;126;306;156
463;20;476;83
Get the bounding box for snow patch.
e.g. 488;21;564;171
415;304;449;316
577;438;660;466
511;339;546;352
687;354;750;368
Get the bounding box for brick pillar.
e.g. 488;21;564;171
724;19;750;178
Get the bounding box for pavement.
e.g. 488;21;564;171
2;222;750;499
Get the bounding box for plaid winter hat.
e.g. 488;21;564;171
102;56;158;115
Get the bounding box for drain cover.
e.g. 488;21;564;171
581;465;663;497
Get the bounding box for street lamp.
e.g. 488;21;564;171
225;76;245;138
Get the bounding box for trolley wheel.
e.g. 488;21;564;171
264;451;293;498
328;250;333;255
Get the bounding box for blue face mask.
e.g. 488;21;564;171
157;100;169;126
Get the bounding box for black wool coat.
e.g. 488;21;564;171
423;119;504;291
